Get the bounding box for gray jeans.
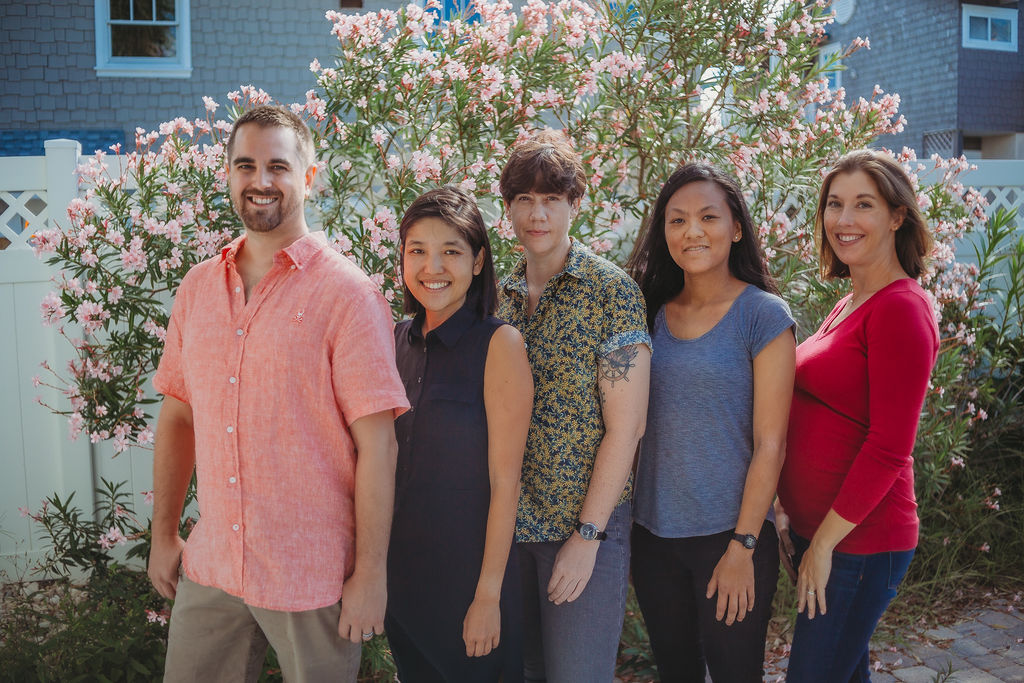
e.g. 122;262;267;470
518;501;631;683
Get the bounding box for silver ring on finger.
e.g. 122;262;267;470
807;590;816;596
361;631;374;640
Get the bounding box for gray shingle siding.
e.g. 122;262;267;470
1;0;402;155
958;6;1024;134
825;0;961;156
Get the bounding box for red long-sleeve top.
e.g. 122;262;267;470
778;279;939;554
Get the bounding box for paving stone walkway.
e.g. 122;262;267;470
771;597;1024;682
877;600;1024;683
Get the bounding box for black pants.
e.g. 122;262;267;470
631;521;779;683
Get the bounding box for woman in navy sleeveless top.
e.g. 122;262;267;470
385;186;533;682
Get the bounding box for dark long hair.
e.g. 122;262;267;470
398;186;497;319
626;162;779;331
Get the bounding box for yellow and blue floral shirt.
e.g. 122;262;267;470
498;239;650;543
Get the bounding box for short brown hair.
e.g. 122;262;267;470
499;129;586;204
815;149;933;280
226;105;315;168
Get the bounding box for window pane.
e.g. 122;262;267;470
969;16;988;41
111;25;176;57
991;18;1011;43
156;0;176;21
110;0;130;20
133;0;153;21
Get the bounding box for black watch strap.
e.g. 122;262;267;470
731;532;757;550
576;521;608;541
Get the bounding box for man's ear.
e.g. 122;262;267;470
305;164;318;196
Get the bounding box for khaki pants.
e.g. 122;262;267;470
164;573;361;683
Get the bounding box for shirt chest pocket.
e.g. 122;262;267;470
412;382;489;490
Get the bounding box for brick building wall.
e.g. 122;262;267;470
824;0;961;156
0;0;401;156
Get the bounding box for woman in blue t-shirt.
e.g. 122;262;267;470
626;163;796;682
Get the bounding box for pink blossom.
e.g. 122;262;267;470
40;292;66;326
410;150;442;183
98;526;128;550
145;609;168;626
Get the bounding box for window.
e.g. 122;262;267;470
962;4;1017;52
818;42;842;91
94;0;192;78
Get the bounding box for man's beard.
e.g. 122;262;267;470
235;192;298;233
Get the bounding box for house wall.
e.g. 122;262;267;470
958;6;1024;139
0;1;401;156
824;0;961;156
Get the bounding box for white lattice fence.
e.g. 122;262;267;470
0;165;48;253
966;160;1024;230
0;141;153;578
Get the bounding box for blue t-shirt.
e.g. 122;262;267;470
634;285;794;538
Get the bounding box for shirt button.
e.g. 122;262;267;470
236;329;243;336
228;476;237;484
226;426;234;433
234;286;241;293
229;376;237;384
290;265;296;270
417;377;422;383
232;524;240;531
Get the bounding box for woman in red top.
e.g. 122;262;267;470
776;150;939;682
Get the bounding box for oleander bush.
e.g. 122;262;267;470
10;0;1021;679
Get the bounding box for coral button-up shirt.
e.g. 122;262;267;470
153;231;409;611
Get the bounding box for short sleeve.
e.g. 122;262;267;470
330;280;410;425
597;273;651;356
745;290;795;358
830;289;938;524
152;273;192;404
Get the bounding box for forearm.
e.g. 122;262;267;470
733;443;785;538
351;438;397;575
474;479;521;602
579;424;643;529
151;399;195;539
809;508;857;553
582;343;650;530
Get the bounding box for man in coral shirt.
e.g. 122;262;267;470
147;105;409;682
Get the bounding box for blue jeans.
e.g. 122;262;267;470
786;534;915;683
518;502;631;683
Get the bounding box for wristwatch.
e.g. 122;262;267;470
576;521;608;541
732;532;757;550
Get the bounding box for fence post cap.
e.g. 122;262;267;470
44;139;83;153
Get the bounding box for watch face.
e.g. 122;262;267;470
743;535;756;549
579;523;598;540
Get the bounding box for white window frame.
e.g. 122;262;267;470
961;3;1018;53
94;0;192;78
818;41;842;91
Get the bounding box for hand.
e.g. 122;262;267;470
796;539;832;620
706;543;755;625
337;569;386;644
148;533;185;600
774;500;797;584
463;597;501;657
547;533;599;605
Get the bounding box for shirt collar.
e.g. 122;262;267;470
220;231;328;269
502;238;589;297
407;299;478;349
